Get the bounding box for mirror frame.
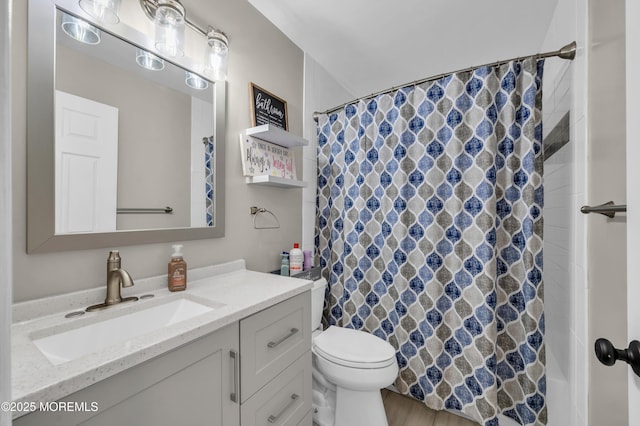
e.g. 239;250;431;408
27;0;226;253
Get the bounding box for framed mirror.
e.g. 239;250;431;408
27;0;226;253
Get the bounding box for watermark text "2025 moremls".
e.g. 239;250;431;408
1;401;99;413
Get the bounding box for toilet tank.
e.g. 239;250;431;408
311;278;327;331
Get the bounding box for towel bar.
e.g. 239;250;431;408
116;207;173;214
580;201;626;218
250;206;280;229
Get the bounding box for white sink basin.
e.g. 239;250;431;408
32;297;217;365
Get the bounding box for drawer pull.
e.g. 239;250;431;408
230;350;239;403
267;328;299;349
267;393;299;423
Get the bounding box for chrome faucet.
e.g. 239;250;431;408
86;250;138;312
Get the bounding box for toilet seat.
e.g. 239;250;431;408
313;326;396;369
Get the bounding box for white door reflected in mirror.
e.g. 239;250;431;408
55;90;118;234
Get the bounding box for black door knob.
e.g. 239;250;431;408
595;338;640;377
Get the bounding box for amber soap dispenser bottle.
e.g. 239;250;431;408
168;244;187;291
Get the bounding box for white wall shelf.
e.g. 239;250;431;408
246;124;309;148
242;126;307;188
245;176;307;188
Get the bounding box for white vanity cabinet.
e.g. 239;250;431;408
14;322;240;426
239;291;312;425
14;290;312;426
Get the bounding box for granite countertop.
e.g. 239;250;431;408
11;259;312;418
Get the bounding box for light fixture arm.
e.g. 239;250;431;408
139;0;223;40
207;27;228;49
139;0;228;79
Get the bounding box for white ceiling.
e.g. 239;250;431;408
248;0;560;99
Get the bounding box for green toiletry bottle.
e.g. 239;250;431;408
280;252;290;276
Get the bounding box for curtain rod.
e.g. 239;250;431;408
312;41;577;122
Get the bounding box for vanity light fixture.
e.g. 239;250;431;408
136;48;165;71
153;0;186;58
78;0;122;24
61;13;101;45
139;0;229;79
185;72;208;90
205;29;229;81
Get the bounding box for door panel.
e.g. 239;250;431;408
55;90;118;234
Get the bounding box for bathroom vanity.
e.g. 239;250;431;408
11;260;312;426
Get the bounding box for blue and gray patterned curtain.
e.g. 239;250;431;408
204;136;214;226
316;58;546;426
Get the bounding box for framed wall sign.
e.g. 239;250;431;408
249;83;288;130
239;134;297;179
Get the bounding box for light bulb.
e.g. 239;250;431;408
136;48;165;71
185;72;208;90
154;0;185;58
78;0;121;24
205;30;229;80
61;13;101;45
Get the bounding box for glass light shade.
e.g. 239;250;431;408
61;13;101;45
204;31;229;81
154;0;185;58
136;48;165;71
78;0;121;24
185;72;208;90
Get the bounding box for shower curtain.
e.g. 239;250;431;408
316;58;546;426
204;136;214;226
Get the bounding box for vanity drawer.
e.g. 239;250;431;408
240;351;312;426
240;291;310;401
296;410;312;426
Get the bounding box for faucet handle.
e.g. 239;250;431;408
87;250;137;311
108;251;122;269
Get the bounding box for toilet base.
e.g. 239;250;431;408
312;368;336;426
334;386;388;426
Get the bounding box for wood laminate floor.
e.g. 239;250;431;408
381;389;480;426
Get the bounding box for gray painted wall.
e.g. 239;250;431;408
588;0;628;424
1;0;12;423
12;0;304;302
301;54;353;254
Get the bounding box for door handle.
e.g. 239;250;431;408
594;338;640;377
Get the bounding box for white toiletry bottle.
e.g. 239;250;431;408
289;243;303;275
168;244;187;291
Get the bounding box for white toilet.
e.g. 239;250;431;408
311;278;398;426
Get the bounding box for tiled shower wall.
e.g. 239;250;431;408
540;0;589;424
543;70;574;385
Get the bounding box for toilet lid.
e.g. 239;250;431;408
313;326;396;369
